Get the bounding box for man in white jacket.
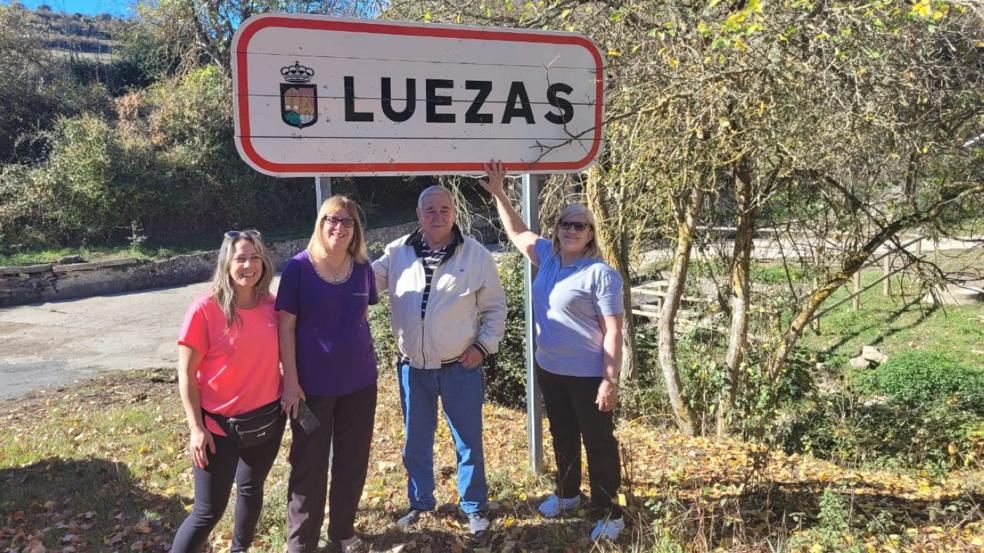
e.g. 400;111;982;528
372;185;506;538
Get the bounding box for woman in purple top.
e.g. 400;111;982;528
277;195;378;553
481;161;626;542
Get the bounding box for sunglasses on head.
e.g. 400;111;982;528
322;215;356;228
558;220;590;232
226;229;260;239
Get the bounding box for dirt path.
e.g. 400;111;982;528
0;279;278;399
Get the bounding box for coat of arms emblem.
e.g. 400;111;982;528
280;62;318;129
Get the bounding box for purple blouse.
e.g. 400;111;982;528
276;250;379;396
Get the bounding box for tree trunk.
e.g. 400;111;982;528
767;274;853;379
609;231;638;383
767;223;902;377
716;161;755;437
586;166;638;382
658;187;701;436
766;180;984;378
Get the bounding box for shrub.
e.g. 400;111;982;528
44;114;122;242
368;292;396;375
620;323;673;421
0;114;133;248
0;164;54;250
787;487;865;553
852;350;984;413
484;250;528;408
786;484;924;552
146;65;231;150
0;49;429;254
777;392;983;472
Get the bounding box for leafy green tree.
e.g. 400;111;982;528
133;0;383;74
384;0;984;437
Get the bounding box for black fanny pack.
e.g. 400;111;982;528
205;399;285;448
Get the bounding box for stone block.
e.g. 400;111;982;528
849;356;871;370
861;346;888;364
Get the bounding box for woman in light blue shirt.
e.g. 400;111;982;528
480;161;625;541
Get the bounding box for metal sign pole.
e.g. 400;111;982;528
522;173;543;474
315;177;332;211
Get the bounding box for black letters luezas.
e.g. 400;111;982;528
343;77;575;125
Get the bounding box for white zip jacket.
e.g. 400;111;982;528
372;230;506;369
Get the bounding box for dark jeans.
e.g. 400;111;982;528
537;366;623;518
171;416;286;553
287;383;377;552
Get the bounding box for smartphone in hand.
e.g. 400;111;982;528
295;399;321;434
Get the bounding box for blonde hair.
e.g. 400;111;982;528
307;195;369;263
210;231;275;328
551;204;601;258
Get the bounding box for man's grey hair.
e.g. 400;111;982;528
417;185;456;209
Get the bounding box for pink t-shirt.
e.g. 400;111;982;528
178;294;282;436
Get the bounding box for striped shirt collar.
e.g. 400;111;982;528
406;224;465;262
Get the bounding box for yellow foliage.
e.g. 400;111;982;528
911;0;932;18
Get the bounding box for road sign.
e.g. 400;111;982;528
232;14;605;176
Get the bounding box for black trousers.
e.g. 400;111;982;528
286;383;377;552
537;366;623;518
171;416;286;553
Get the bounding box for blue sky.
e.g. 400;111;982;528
15;0;132;17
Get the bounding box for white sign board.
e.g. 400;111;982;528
231;14;605;176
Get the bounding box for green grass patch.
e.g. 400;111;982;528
750;261;810;285
800;268;984;370
0;246;153;267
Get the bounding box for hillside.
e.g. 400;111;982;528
12;3;128;59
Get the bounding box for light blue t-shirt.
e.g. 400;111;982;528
531;238;624;377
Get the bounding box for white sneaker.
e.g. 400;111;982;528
590;517;625;540
537;494;581;517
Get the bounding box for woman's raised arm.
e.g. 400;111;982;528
479;160;542;264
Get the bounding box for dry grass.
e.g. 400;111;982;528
1;369;982;552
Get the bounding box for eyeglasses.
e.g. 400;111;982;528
226;229;260;239
558;220;590;232
323;215;356;228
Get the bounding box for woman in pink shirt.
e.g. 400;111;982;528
171;230;285;553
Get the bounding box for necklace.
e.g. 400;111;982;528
311;253;353;284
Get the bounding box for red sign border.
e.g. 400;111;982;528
233;15;605;176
